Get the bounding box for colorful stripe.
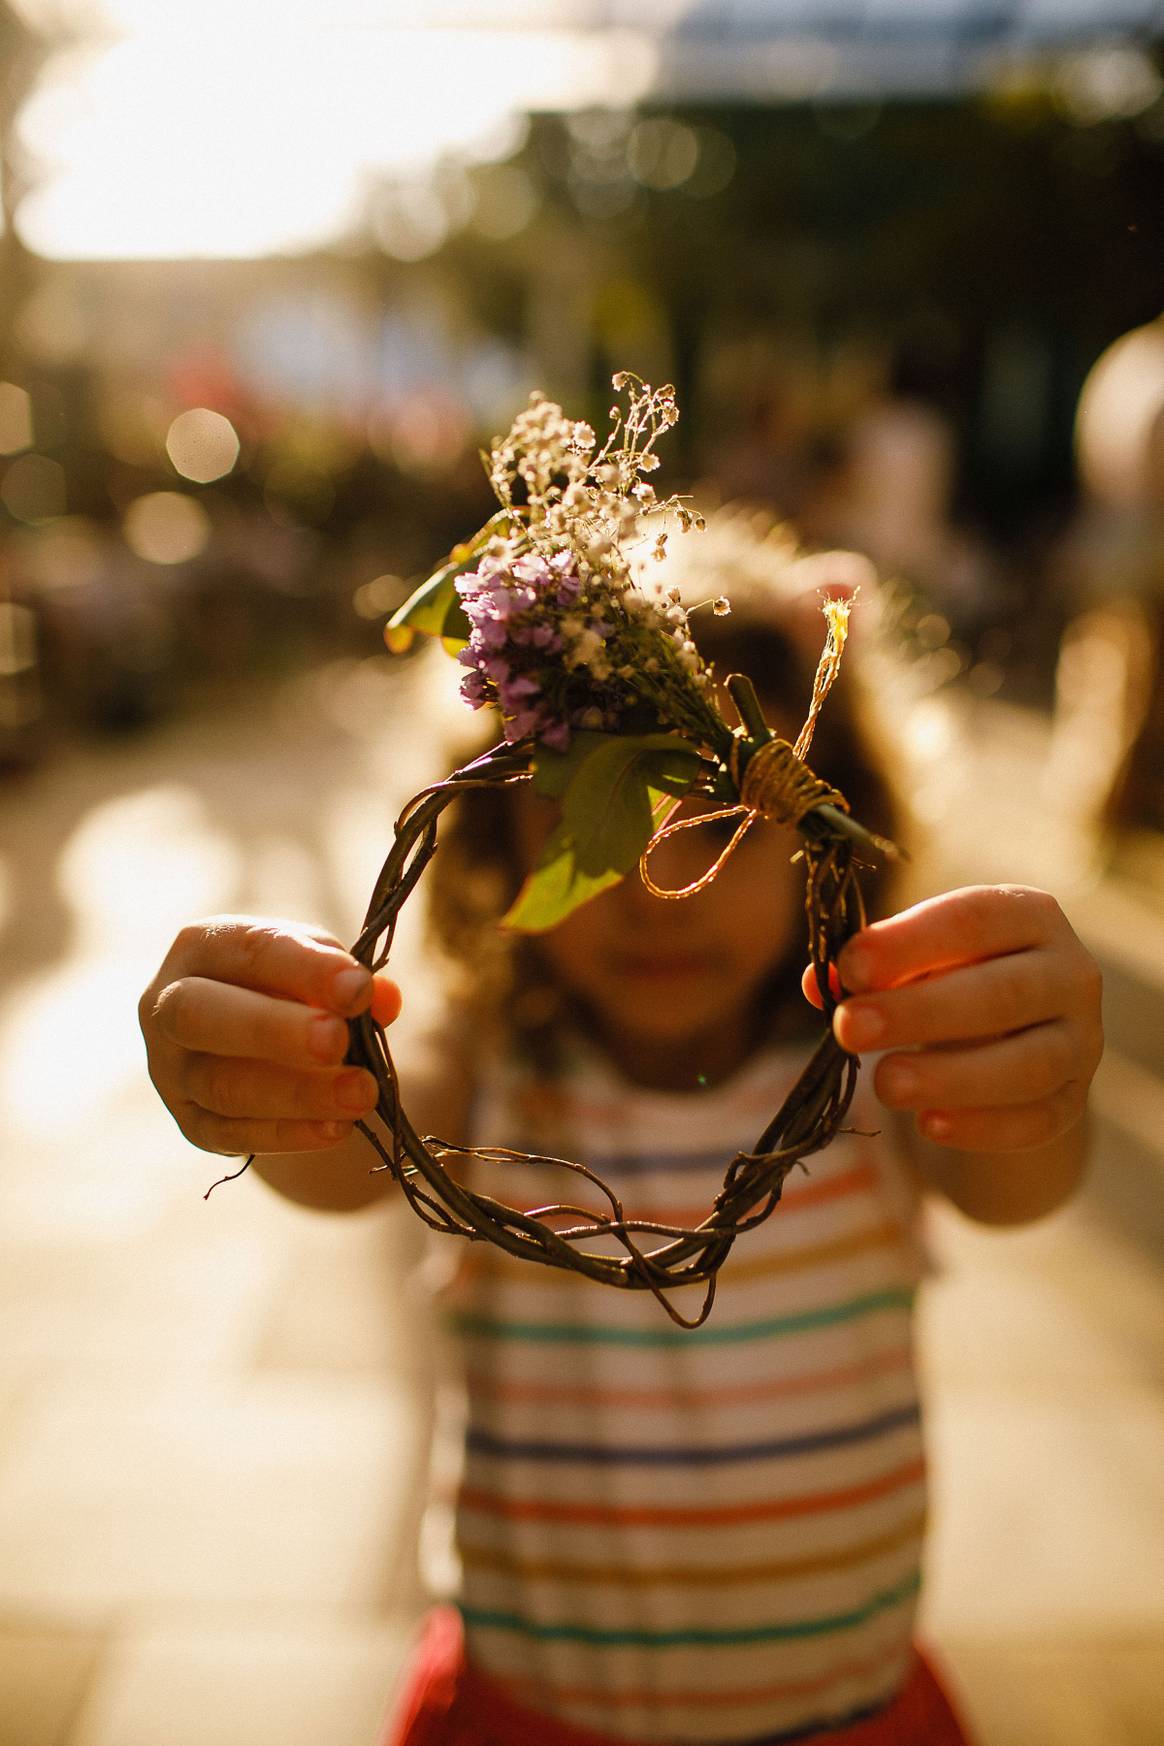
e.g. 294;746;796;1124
465;1402;920;1467
464;1344;913;1412
456;1454;927;1528
496;1645;908;1713
462;1569;921;1646
460;1508;927;1587
512;1159;881;1230
479;1220;907;1289
452;1287;914;1349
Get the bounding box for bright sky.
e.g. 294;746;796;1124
9;8;658;259
8;1;1159;259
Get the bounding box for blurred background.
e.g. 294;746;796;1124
1;2;1163;1743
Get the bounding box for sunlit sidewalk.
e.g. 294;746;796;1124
0;666;1161;1746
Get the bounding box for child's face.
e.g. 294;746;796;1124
513;789;803;1090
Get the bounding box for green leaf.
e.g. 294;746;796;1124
500;819;625;932
561;735;699;871
383;511;509;655
528;731;609;800
503;733;701;933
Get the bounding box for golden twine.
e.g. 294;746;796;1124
639;595;853;902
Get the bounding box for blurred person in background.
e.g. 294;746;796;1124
1048;314;1164;867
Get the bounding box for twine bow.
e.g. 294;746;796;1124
639;596;852;901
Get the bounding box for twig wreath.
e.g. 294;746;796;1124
207;374;896;1328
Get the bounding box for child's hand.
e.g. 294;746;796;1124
139;917;402;1156
805;885;1103;1153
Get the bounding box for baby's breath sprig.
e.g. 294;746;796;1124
439;373;721;758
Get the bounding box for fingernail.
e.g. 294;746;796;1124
883;1065;919;1103
308;1013;348;1062
320;1121;351;1142
839;1003;884;1052
333;966;371;1011
336;1069;377;1112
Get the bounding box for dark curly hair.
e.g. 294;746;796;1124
422;509;910;1069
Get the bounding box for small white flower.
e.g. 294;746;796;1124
567;627;606;669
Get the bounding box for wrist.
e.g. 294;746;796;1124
900;1107;1091;1227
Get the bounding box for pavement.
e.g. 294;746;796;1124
0;660;1161;1746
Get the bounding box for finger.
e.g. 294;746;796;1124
154;978;355;1066
915;1085;1085;1153
370;976;403;1027
183;1106;360;1156
833;948;1070;1054
801;962;842;1010
174;918;373;1015
873;1021;1076;1112
838;886;1065;993
182;1057;379;1122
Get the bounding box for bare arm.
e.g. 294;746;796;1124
809;885;1103;1227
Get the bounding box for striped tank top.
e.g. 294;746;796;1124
426;1036;929;1745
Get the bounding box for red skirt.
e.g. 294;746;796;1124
379;1607;974;1746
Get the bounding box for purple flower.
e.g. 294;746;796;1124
503;705;543;742
539;719;571;751
499;673;540;705
472;614;509;651
513;553;552;586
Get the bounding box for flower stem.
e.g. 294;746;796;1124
726;673;771;746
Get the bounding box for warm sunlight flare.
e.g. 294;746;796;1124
13;22;658;261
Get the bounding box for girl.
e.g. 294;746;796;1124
139;515;1102;1746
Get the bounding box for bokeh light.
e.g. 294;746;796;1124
21;516;106;593
1075;316;1164;507
11;23;656;260
1056;48;1163;126
628;118;700;190
352;574;404;620
0;384;34;455
0;454;67;523
165;408;241;483
122;491;211;564
469;164;540;240
0;602;38;678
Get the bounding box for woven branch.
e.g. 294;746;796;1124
339;737;871;1331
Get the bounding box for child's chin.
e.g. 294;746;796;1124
601;984;726;1041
